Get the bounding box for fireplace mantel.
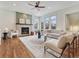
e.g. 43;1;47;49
16;23;32;25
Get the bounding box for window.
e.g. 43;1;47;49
45;18;49;29
34;23;38;29
41;22;44;30
50;16;56;29
34;19;39;30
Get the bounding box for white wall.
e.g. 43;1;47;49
0;9;16;32
0;8;38;32
42;4;79;31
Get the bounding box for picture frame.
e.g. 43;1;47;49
19;18;25;24
26;19;30;24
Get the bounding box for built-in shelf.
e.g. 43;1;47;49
16;23;32;25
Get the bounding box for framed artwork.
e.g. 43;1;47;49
26;19;31;24
19;18;25;24
16;12;32;24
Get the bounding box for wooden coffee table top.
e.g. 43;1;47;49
0;37;34;58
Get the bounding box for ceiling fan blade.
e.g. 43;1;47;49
28;3;34;6
38;6;45;8
36;1;40;6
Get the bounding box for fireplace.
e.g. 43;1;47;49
16;24;32;36
21;27;29;35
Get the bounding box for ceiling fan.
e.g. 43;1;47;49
28;1;45;10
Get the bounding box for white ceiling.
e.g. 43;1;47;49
0;1;79;16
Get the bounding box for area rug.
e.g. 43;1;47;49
20;35;55;58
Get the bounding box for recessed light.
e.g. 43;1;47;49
13;3;16;6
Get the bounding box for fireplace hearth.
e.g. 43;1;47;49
21;27;29;35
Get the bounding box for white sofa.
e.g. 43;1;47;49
44;29;66;39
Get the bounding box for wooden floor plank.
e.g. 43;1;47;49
0;37;34;58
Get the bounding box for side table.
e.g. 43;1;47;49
3;32;8;40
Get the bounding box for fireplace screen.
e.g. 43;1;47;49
21;27;29;34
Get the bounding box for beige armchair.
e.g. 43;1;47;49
44;33;77;57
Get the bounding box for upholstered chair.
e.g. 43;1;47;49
44;33;76;57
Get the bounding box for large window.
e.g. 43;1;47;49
34;23;38;29
34;19;39;31
50;16;56;29
45;18;49;29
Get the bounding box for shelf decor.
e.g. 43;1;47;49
26;19;30;24
16;12;32;25
19;18;25;24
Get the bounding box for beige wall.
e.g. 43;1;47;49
56;5;79;31
67;12;79;31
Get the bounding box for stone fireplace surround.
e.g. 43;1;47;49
16;24;32;36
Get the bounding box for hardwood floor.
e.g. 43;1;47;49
63;41;79;58
0;37;34;58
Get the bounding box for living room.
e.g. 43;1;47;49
0;0;79;58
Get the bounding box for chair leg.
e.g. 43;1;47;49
68;46;70;57
44;46;47;54
59;43;68;58
44;36;47;42
59;44;67;58
59;49;65;58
